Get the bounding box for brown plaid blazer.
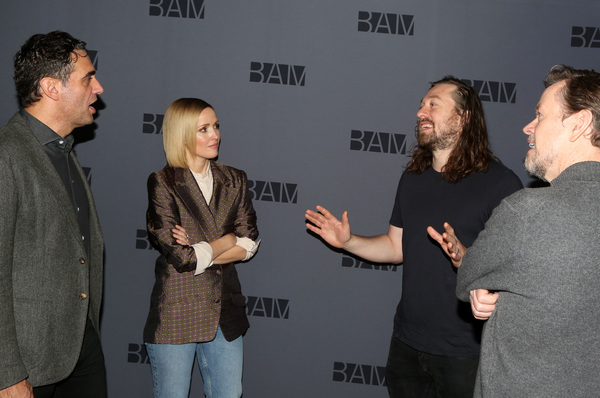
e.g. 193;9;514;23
143;162;258;344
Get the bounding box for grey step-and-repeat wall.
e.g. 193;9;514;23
0;1;598;397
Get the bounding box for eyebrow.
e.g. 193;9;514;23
420;95;441;105
82;70;96;80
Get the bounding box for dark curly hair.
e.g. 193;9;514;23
405;76;495;183
14;31;87;108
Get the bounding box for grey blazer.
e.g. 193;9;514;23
0;113;104;389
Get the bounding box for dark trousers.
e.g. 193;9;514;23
33;318;107;398
385;336;478;398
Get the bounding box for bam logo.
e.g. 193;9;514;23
358;11;414;35
248;180;298;203
333;362;387;386
87;50;98;70
143;113;164;135
250;62;306;86
342;255;398;272
82;167;92;185
149;0;205;18
246;296;290;319
127;343;150;364
461;79;517;103
136;229;155;250
571;26;600;48
350;130;407;154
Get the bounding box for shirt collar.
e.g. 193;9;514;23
191;161;213;182
21;109;74;152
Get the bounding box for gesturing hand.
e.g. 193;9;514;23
427;222;466;268
305;205;351;249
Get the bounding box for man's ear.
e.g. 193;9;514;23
39;77;60;101
569;109;593;143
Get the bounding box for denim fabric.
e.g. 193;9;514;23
146;328;243;398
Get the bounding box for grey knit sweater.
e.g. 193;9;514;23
457;161;600;398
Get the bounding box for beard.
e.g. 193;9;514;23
416;117;460;151
524;137;561;182
524;151;550;181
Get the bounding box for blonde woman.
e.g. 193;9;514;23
143;98;259;398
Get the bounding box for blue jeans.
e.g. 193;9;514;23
145;328;243;398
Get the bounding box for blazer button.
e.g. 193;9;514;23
79;258;86;264
214;298;221;304
79;293;88;300
216;269;222;275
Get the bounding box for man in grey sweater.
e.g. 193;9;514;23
430;65;600;397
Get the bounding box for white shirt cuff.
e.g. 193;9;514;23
236;237;261;261
192;241;214;275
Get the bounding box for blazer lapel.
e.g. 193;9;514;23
172;167;217;239
15;116;85;250
171;163;241;242
210;162;240;226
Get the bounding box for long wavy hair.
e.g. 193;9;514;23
405;76;496;183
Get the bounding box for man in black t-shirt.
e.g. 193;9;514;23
306;77;522;398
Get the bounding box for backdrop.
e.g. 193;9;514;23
0;1;598;396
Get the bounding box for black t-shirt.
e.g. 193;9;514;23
389;160;523;356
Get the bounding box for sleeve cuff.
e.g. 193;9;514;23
236;237;261;261
192;241;214;275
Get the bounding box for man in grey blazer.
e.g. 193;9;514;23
0;31;106;397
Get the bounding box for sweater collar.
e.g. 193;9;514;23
551;161;600;186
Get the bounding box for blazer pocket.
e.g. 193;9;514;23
13;298;51;370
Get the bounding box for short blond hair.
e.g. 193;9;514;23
163;98;213;168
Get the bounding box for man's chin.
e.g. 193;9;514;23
417;133;434;148
525;159;548;181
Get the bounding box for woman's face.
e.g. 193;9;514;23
193;107;220;160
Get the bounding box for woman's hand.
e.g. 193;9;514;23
172;225;191;246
